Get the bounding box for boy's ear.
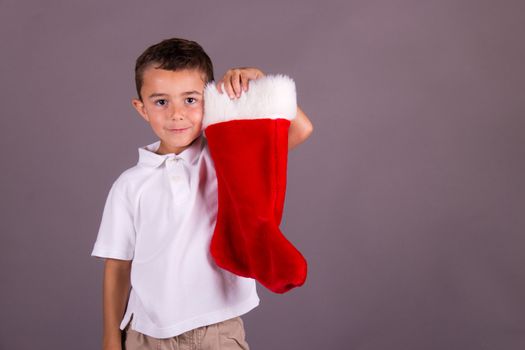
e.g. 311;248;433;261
132;98;149;122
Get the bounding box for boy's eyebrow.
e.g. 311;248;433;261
147;91;202;99
181;90;202;96
148;93;168;99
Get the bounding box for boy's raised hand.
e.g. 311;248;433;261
216;67;265;99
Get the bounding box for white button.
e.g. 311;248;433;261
171;175;181;181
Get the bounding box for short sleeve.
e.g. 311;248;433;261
91;180;135;261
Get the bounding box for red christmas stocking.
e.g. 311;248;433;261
203;74;307;293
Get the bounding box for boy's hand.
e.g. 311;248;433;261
216;67;265;99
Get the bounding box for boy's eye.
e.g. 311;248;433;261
186;97;197;104
155;99;167;106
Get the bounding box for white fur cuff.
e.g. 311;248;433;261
202;74;297;129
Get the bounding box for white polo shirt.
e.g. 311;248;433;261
90;132;260;339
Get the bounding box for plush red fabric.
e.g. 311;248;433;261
205;118;307;293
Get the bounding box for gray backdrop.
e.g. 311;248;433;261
1;0;524;349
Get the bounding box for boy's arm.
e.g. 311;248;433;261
102;258;132;350
215;67;314;150
288;105;313;150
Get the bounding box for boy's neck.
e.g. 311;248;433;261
155;136;199;156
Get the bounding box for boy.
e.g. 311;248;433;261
91;38;313;350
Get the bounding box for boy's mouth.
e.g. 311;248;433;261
168;127;190;133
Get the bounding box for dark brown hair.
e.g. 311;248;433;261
135;38;214;100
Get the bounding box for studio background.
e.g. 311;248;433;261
1;0;524;349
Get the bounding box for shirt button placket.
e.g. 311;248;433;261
168;157;190;204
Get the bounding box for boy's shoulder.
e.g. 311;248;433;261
114;165;140;184
107;163;146;198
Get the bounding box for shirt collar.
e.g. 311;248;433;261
137;133;204;168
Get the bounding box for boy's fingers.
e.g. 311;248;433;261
215;80;223;94
231;72;242;98
224;76;236;99
240;72;249;92
217;69;260;98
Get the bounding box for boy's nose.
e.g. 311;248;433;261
169;107;185;120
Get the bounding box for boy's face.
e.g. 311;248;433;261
132;67;206;155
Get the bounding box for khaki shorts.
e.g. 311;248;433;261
123;315;250;350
